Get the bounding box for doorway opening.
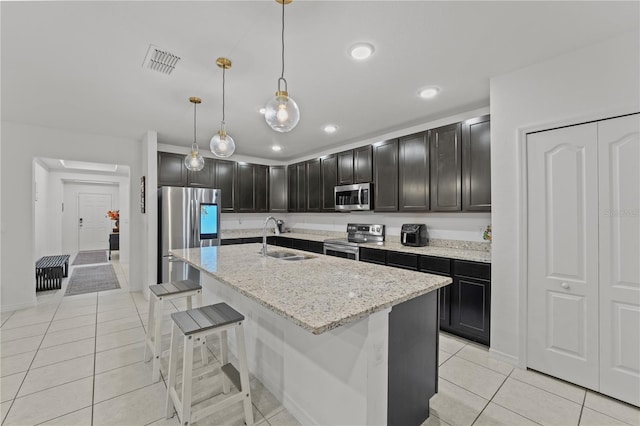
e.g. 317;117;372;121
33;157;130;300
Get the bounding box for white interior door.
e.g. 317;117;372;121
78;193;112;251
527;123;600;390
598;114;640;406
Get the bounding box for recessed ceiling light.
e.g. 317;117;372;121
323;124;338;134
259;107;266;114
349;43;374;60
272;145;282;152
419;87;440;99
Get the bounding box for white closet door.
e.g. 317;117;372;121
598;114;640;406
527;123;600;389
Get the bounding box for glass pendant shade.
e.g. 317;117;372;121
264;91;300;132
210;130;235;158
184;143;204;171
184;97;205;171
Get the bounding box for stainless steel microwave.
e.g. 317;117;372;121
335;183;373;211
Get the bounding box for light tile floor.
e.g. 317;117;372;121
1;255;639;425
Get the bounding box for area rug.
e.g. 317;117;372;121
72;250;108;265
65;264;120;296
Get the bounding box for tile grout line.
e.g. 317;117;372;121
0;311;16;328
91;292;99;426
452;351;514;376
577;389;587;426
582;391;638;426
1;292;69;425
478;366;545;426
488;400;545;425
32;406;92;426
508;375;585;407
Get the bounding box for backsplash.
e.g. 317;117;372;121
220;212;492;252
284;211;492;242
221;212;492;242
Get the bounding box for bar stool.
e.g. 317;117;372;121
165;303;253;426
144;279;208;383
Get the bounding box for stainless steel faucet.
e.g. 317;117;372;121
262;216;280;256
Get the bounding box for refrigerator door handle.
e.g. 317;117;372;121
191;199;197;243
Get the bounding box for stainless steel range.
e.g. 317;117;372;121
323;223;385;260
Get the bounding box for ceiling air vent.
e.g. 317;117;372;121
142;45;181;75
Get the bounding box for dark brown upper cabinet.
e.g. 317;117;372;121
337;146;372;185
215;159;236;212
255;164;269;213
186;157;215;188
337;150;354;185
320;154;338;211
373;139;399;212
235;163;255;213
462;115;491;211
287;164;297;212
430;123;462;212
237;163;269;213
296;162;307;212
288;162;306;212
399;132;429;211
158;152;187;187
306;159;321;212
269;166;287;213
354;145;373;183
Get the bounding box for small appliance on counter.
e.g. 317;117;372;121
276;219;285;233
401;224;428;247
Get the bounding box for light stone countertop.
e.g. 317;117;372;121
170;244;452;335
221;229;491;263
359;241;491;263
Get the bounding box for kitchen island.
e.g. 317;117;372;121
170;244;451;425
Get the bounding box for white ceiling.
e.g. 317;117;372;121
2;1;638;161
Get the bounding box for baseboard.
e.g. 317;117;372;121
1;299;37;313
489;347;521;367
282;390;319;426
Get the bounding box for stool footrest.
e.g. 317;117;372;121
191;392;247;424
221;363;242;392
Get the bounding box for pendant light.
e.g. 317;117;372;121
184;97;205;171
210;57;236;158
264;0;300;132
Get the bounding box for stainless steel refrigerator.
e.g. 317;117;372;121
158;186;221;284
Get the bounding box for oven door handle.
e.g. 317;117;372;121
323;243;359;254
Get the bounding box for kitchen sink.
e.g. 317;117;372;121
264;251;315;261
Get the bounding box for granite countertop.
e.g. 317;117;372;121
359;241;491;263
170;244;451;335
221;229;491;263
220;229;340;242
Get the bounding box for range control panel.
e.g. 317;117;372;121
347;223;385;243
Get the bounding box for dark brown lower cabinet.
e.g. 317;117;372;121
450;260;491;345
359;247;386;265
362;249;491;346
419;255;454;334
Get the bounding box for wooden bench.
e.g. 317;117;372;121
35;255;70;291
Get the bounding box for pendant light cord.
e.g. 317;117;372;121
193;101;197;145
222;66;226;124
281;0;285;81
